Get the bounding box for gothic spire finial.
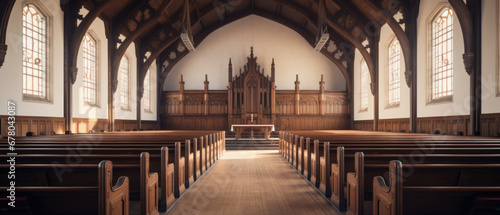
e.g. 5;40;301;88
250;46;254;58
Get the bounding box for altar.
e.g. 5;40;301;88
231;124;275;139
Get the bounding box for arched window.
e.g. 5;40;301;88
388;39;401;105
431;7;454;100
22;5;47;99
120;56;129;109
360;59;369;111
82;34;97;105
143;69;151;112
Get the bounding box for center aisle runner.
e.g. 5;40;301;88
165;150;341;215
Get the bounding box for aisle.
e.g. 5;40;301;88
165;150;341;215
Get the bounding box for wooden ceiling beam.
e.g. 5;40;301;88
110;0;174;93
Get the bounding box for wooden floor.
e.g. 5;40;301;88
165;150;341;215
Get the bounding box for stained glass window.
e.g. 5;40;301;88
120;56;129;109
23;5;47;98
360;60;369;110
431;8;454;100
143;69;151;112
82;34;97;104
388;39;401;105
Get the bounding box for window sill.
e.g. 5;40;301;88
121;107;132;112
22;95;52;104
427;95;453;105
144;110;153;114
385;102;400;109
358;108;368;113
85;102;100;108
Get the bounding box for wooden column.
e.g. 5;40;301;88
408;0;420;133
204;74;209;115
372;31;380;131
319;75;325;115
294;75;300;115
62;2;76;134
227;59;233;129
179;75;185;115
0;0;15;69
271;59;276;123
156;59;163;129
469;0;481;135
136;43;143;130
106;20;116;132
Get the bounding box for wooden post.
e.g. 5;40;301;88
314;140;320;188
372;31;380;131
174;142;181;197
228;59;233;130
184;139;191;188
300;136;304;174
199;136;204;175
295;74;300;115
271;59;276;123
324;142;331;198
319;75;325;115
306;138;311;180
193;137;198;180
204;74;209;115
408;0;420;133
204;135;209;169
179;75;185;115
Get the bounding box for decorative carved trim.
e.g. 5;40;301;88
404;70;412;87
370;82;376;95
112;79;119;93
137;86;144;99
0;43;6;68
463;52;475;75
70;67;78;85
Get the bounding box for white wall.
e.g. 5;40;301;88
378;24;410;119
164;15;346;91
0;0;64;117
114;43;137;120
72;18;108;119
417;1;470;117
142;60;158;121
481;0;500;114
353;50;374;121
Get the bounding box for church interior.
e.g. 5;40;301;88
0;0;500;214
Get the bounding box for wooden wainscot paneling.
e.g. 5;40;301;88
275;115;349;130
0;115;65;137
184;93;205;115
355;114;500;137
164;116;228;130
71;118;109;134
378;118;411;133
417;115;470;135
276;93;295;115
480;113;500;137
299;93;319;115
208;93;228;115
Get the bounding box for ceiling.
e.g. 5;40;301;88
73;0;409;89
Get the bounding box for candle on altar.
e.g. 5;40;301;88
251;114;253;122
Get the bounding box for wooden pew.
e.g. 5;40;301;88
0;160;129;215
0;152;160;214
279;130;500;212
373;160;500;215
343;152;500;215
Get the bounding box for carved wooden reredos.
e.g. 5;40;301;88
228;47;276;125
162;47;349;131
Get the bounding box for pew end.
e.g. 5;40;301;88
99;160;130;215
372;160;402;215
